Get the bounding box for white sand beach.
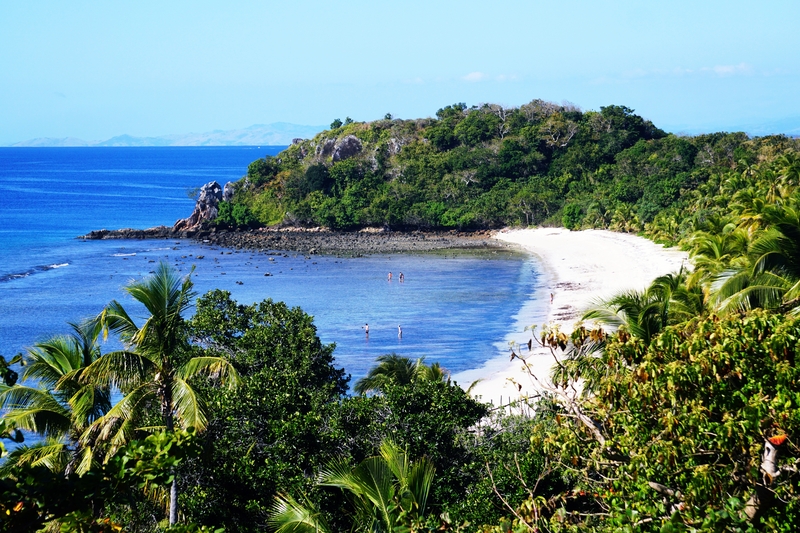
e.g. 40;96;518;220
455;228;689;406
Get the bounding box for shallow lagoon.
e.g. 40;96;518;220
0;146;545;386
0;238;542;384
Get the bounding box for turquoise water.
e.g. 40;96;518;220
0;147;543;385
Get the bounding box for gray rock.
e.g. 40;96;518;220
223;181;235;202
317;138;336;159
173;181;223;231
332;135;363;162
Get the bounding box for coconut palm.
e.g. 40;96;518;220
82;262;240;525
354;353;449;395
712;204;800;313
685;228;751;292
269;440;435;533
583;267;704;345
0;320;110;475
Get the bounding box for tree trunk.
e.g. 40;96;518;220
164;401;178;526
169;476;179;526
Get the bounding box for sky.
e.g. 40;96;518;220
2;0;799;144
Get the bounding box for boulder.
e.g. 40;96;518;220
173;181;223;231
317;138;336;159
332;135;363;162
223;181;235;202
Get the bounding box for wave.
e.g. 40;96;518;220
0;262;70;283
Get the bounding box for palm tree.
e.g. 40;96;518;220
0;320;110;475
269;440;435;533
83;262;240;525
712;204;800;313
583;267;704;345
685;228;751;293
354;354;450;395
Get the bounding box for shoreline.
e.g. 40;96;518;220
80;226;506;255
81;224;690;406
454;227;689;406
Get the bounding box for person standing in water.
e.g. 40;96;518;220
388;272;393;281
399;272;404;282
363;323;369;337
398;324;403;338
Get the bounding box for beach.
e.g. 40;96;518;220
455;228;689;406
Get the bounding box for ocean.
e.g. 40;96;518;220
0;147;546;388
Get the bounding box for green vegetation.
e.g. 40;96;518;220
5;100;800;531
217;100;798;234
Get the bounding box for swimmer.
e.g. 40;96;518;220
399;272;404;282
388;272;393;281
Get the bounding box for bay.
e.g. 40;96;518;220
0;147;545;388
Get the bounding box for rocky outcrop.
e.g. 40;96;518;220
332;135;363;162
196;228;502;256
223;181;235;202
173;181;223;231
79;225;502;256
317;138;336;159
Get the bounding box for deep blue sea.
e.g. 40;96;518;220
0;147;545;390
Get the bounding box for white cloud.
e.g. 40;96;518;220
708;63;752;76
462;71;487;82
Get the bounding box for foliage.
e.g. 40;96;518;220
331;379;489;518
525;311;800;532
353;353;450;395
0;429;202;533
582;267;704;345
84;262;240;526
224;99;800;231
0;321;110;475
269;440;435;533
215;201;257;228
177;289;349;532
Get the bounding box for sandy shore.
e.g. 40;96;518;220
454;228;689;406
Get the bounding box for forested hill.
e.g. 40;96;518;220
221;100;800;242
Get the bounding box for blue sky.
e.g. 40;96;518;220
2;0;798;143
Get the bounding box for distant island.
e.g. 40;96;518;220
8;122;326;147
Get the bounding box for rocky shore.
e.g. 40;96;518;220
80;226;506;256
80;181;506;255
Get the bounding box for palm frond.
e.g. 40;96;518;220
171;377;207;431
268;493;332;533
177;356;240;390
406;458;435;518
83;382;154;455
322;457;395;532
22;335;81;386
0;439;69;475
82;350;155;392
0;386;72;436
99;299;140;345
68;382;112;427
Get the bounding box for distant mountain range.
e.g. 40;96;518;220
9;123;326;147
